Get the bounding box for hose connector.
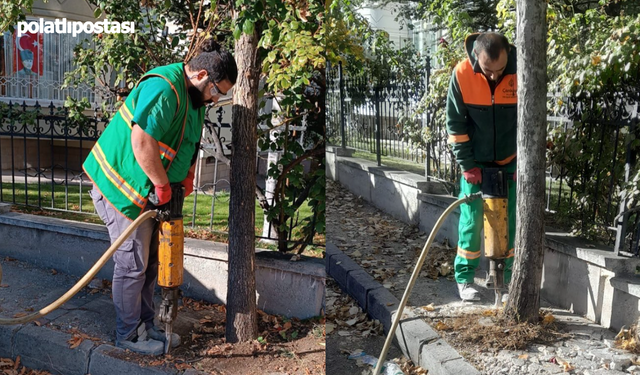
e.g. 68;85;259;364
463;192;483;204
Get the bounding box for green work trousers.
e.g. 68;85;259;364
454;163;516;285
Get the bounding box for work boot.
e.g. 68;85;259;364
502;293;509;303
115;323;164;356
147;325;181;348
457;283;480;302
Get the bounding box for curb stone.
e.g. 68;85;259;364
88;344;178;375
326;242;480;375
13;324;94;375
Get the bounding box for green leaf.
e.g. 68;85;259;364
243;20;255;35
171;36;179;48
93;7;102;19
233;24;242;40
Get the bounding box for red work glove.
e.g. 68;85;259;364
153;182;172;205
463;167;482;184
181;170;195;197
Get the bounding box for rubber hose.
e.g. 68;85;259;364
0;210;158;325
373;192;482;375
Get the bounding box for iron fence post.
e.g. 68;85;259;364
375;86;382;166
339;61;346;149
614;120;636;255
424;54;431;179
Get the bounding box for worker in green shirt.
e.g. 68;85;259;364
83;39;237;356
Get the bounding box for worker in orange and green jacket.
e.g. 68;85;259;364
446;32;517;302
83;40;236;355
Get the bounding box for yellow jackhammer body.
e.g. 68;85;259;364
150;184;185;354
481;167;511;307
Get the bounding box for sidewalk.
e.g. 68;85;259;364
0;258;207;375
326;179;640;375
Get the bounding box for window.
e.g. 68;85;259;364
0;18;94;105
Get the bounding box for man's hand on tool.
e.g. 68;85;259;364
181;170;195;197
463;167;482;184
154;182;172;205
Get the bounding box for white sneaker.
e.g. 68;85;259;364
115;323;164;356
501;293;509;303
457;283;480;301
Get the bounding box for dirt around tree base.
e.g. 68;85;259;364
103;297;326;375
429;308;570;353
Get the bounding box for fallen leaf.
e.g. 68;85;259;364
175;363;192;370
542;313;556;326
421;304;435;312
434;321;450;331
50;269;57;275
351;250;362;257
337;331;351;336
386;303;395;306
518;354;529;360
13;356;19;370
13;313;28;318
345;318;358;326
325;323;336;334
282;322;292;332
0;284;9;288
68;336;83;349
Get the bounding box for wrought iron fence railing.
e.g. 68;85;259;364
328;62;640;255
0;100;319;249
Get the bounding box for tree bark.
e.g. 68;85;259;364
503;0;548;323
226;21;260;343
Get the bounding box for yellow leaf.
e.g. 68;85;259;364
542;314;556;326
434;321;450;331
421;304;435;312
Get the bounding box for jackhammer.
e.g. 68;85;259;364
150;184;186;354
373;167;515;375
481;167;512;307
0;185;188;355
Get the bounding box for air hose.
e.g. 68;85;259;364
373;192;483;375
0;210;158;325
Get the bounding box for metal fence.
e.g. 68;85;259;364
328;62;640;255
326;61;429;167
0;100;315;248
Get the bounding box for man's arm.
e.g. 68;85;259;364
445;67;475;172
131;124;169;186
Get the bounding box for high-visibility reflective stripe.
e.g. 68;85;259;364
457;248;481;260
92;143;146;208
496;153;517;165
506;248;515;258
158;141;176;161
119;103;134;129
448;134;470;144
120;103;176;162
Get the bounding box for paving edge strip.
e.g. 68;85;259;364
326;242;480;375
0;323;209;375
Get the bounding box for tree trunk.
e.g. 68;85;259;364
226;21;260;343
503;0;548;323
